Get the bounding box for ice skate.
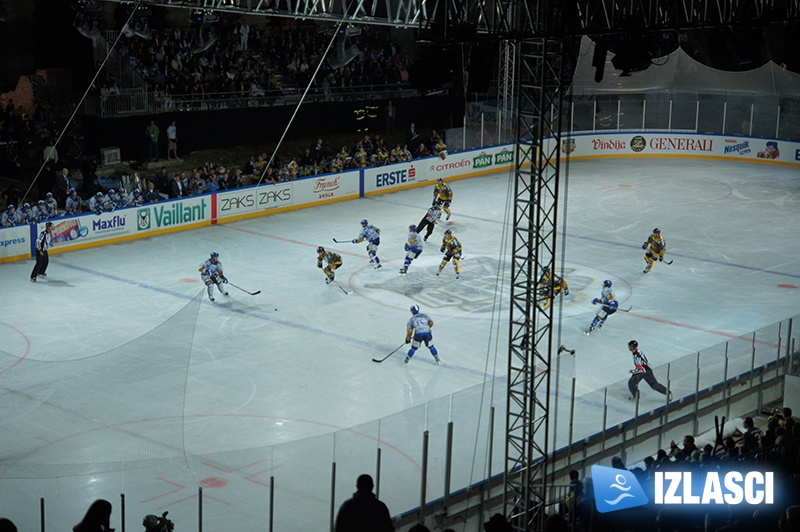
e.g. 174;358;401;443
436;270;441;276
30;277;36;282
208;295;215;302
325;276;332;284
455;273;460;280
404;356;410;365
374;263;382;269
584;327;595;335
434;356;441;365
399;268;407;274
446;212;451;220
39;273;47;277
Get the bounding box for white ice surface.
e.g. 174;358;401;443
1;158;799;530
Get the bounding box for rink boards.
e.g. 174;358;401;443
3;132;799;263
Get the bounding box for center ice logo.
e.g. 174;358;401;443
591;465;649;513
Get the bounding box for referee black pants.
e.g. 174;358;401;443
31;250;49;279
628;369;667;397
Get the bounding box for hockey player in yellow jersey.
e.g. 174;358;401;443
437;229;462;279
433;178;454;220
317;246;343;284
642;228;667;273
537;266;569;309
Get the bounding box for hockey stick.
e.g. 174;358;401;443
372;343;406;363
332;280;349;295
663;259;673;265
617;306;633;313
228;282;261;296
332;238;351;243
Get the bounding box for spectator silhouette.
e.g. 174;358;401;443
73;499;114;532
334;474;393;532
484;513;512;531
0;518;18;532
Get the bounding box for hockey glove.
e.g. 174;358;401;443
658;256;663;262
563;289;569;296
220;276;228;283
404;244;411;252
440;246;445;253
642;243;648;250
317;262;323;269
405;337;411;344
592;298;600;305
352;239;358;244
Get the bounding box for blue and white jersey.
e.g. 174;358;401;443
44;198;59;215
17;207;34;225
127;191;143;207
601;286;615;303
407;230;423;252
1;209;17;226
199;258;224;279
358;224;380;243
407;313;433;335
88;194;103;212
33;205;49;222
66;194;82;214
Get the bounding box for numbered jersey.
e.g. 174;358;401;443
442;235;461;254
435;183;453;201
407;313;433;335
318;250;342;266
645;234;666;256
407;230;423;251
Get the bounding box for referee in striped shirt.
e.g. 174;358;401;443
31;221;53;282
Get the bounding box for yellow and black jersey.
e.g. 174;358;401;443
318;250;342;266
434;182;453;201
441;235;462;254
644;234;666;257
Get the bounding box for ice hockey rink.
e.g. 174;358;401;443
1;157;799;531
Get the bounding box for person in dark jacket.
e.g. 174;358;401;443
334;474;393;532
73;499;114;532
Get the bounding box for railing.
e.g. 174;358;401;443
5;309;797;531
448;92;800;151
82;84;420;117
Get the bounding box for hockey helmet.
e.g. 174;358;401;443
361;219;368;226
69;188;77;195
628;340;638;350
603;280;612;288
37;200;46;205
45;221;53;228
6;204;14;211
133;189;141;196
108;189;116;195
410;305;420;315
444;229;452;237
317;246;325;254
408;224;417;232
46;192;54;198
22;203;30;209
210;251;219;259
96;192;104;197
653;228;660;235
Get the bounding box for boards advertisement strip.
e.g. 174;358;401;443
560;132;800;165
362;144;515;195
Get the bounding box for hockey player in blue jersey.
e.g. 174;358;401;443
399;224;423;274
199;251;229;302
352;219;382;269
585;280;618;335
404;305;440;365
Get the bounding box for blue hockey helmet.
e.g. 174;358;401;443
6;204;14;211
46;192;54;198
361;219;368;226
210;251;219;259
22;203;30;209
408;224;417;232
96;191;104;197
133;189;141;196
410;305;420;315
603;280;612;288
108;189;116;195
37;200;46;205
